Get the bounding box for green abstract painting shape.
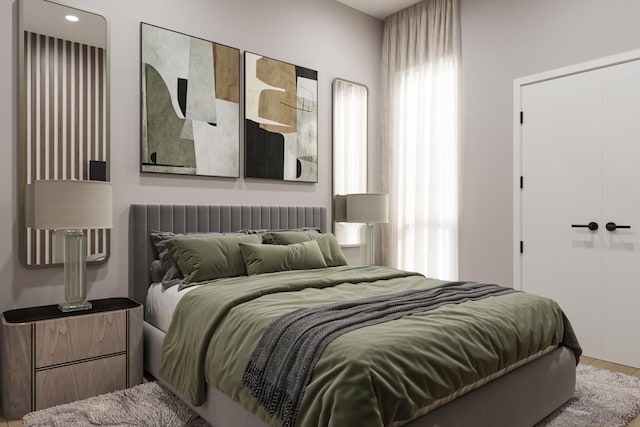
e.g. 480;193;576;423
144;63;196;168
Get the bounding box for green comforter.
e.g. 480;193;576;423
160;265;581;427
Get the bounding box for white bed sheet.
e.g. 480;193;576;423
145;283;199;332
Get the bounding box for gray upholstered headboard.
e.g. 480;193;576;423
129;204;327;306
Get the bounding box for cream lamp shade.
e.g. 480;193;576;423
345;193;388;224
26;180;112;230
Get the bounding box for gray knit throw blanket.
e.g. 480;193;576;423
241;281;517;427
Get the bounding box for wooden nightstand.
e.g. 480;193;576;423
0;297;142;419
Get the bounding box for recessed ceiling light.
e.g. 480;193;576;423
65;15;79;22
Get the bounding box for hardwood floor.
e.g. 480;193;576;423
2;356;639;426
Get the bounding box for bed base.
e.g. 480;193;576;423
144;321;575;427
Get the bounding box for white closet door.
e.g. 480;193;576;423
520;70;603;359
601;60;640;367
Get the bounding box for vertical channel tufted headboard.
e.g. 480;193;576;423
129;204;327;307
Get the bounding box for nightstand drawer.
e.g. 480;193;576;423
35;354;126;410
35;311;126;368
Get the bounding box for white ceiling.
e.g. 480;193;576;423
335;0;421;20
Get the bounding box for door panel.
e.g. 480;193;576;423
601;59;640;367
521;70;603;358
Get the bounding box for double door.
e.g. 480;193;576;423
518;57;640;367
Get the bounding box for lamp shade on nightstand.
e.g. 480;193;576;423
26;180;112;230
345;193;389;224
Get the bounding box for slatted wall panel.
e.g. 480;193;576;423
24;31;108;266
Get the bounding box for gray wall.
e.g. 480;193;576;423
7;0;637;312
459;0;640;285
0;0;382;313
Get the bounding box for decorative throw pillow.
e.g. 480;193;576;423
239;240;327;275
264;231;348;267
244;227;321;244
164;234;261;285
149;230;246;288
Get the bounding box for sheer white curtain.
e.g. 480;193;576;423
333;80;368;245
381;0;460;280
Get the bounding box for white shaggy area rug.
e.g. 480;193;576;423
23;382;209;427
537;364;640;427
22;365;640;427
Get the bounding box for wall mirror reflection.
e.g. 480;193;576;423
332;78;368;245
19;0;110;267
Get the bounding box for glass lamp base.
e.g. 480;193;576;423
59;229;90;313
359;223;375;265
58;300;92;312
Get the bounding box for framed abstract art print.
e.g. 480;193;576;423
141;23;240;177
244;52;318;182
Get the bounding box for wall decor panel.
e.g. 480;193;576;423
23;30;108;266
331;78;368;245
244;52;318;183
140;23;240;178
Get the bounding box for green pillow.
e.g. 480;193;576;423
256;228;321;244
239;240;327;275
164;234;261;284
150;230;246;288
264;231;348;267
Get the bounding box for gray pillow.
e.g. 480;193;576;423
150;260;164;284
264;231;348;267
149;230;246;289
239;240;327;275
164;234;262;285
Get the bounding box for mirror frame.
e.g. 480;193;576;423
18;0;111;268
331;78;369;241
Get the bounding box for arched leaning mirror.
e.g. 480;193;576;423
332;78;368;245
19;0;110;267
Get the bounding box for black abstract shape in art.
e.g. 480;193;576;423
177;78;188;117
245;120;284;180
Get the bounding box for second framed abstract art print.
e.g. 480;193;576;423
244;52;318;183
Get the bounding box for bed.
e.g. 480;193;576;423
130;204;579;427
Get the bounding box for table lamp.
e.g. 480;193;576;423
26;180;112;312
335;193;388;265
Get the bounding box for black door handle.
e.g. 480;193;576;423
606;222;631;231
571;222;599;231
